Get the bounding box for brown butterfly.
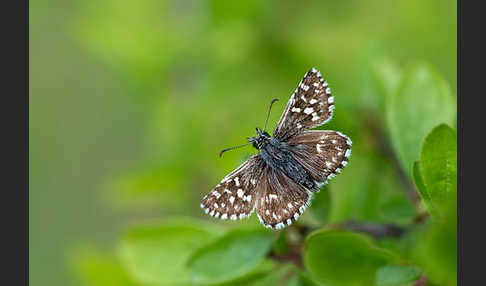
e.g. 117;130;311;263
201;68;352;230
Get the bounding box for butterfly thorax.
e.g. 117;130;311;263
251;129;318;192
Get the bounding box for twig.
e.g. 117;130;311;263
335;220;407;240
268;248;302;268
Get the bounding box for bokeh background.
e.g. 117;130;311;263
30;0;456;285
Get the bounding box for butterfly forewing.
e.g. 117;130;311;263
201;155;265;220
273;68;334;140
288;130;352;186
256;166;313;230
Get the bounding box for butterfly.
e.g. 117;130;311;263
200;68;352;230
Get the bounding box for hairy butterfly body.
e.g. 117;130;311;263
201;68;352;230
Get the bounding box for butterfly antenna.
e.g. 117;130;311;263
263;98;279;132
219;142;252;157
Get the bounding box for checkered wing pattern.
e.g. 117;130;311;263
273;68;334;141
256;166;313;230
200;155;266;220
288;130;352;186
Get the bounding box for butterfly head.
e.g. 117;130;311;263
249;127;270;150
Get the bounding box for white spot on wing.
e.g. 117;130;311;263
345;149;351;157
304;107;314;115
291;107;301;113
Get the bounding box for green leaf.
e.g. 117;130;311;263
297;271;336;286
187;228;275;285
375;265;422;286
413;196;457;285
419;124;457;215
246;263;297;286
118;218;223;285
386;64;456;177
304;230;392;286
211;259;278;286
413;161;439;218
71;248;140;286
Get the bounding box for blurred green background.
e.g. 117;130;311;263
30;0;456;285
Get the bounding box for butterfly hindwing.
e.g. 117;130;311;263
287;130;352;186
201;155;266;220
256;166;313;230
273;68;334;140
